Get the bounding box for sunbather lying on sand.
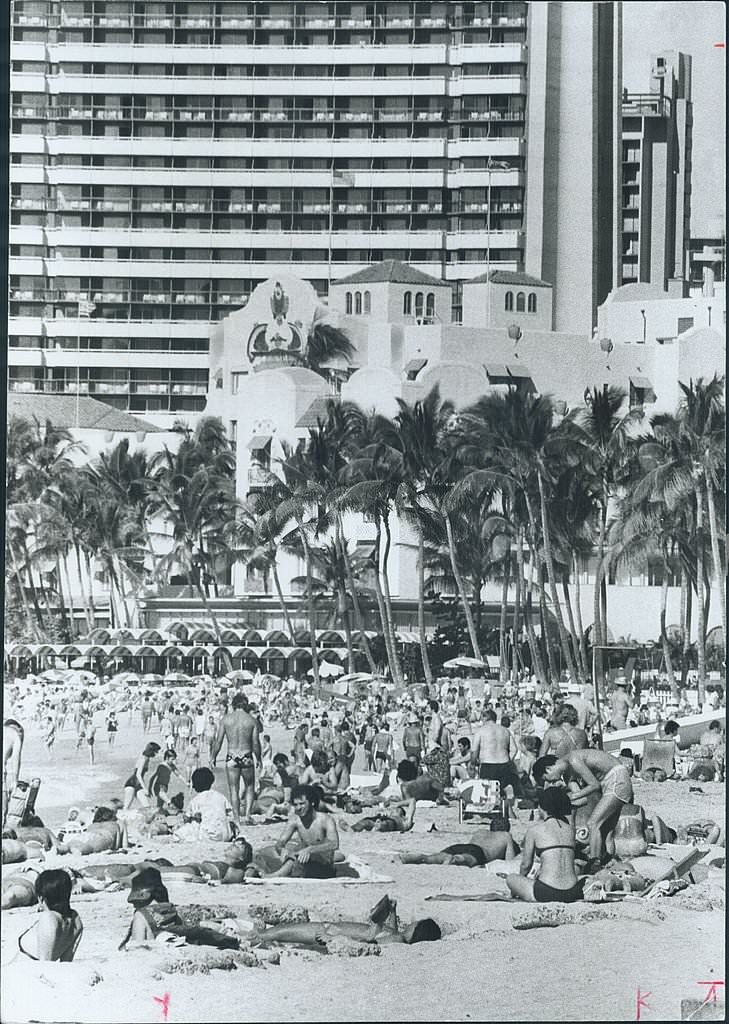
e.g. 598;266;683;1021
2;835;47;864
249;895;441;950
63;807;128;855
80;839;255;887
2;863;119;909
399;828;520;867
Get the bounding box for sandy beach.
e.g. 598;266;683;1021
2;710;725;1023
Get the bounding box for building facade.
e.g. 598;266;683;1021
10;0;621;424
621;51;693;289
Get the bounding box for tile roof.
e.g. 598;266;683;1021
7;393;162;432
333;259;447;287
466;270;552;287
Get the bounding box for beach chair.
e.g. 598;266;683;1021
640;738;675;782
4;777;41;831
457;779;501;824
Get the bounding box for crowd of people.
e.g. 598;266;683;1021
2;666;726;964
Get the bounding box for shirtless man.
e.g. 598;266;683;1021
609;679;631;730
470;708;520;796
3;719;26;826
538;705;587;759
402;714;424;763
212;693;261;824
383;759;443;829
543;747;633;872
258;784;339;878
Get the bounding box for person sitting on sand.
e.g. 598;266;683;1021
543;748;633;873
175;767;235;843
253;784;339;879
504;786;583;902
450;736;474;782
399;826;520;867
382;759;445;829
118;867;240;951
250;894;441;950
64;806;128;856
15;869;83;962
57;806;86;843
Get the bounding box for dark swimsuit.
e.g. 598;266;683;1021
226;751;255;783
533;832;583;902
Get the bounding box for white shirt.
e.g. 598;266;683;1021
531;714;548;740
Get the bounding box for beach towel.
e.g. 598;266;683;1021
246;855;393;885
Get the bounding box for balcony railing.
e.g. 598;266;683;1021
622;94;671;118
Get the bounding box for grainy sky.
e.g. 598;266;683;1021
623;1;726;236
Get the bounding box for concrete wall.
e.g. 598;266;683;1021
462;281;553;331
597;286;724;344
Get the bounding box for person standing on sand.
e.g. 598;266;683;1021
44;716;57;758
212;693;261;825
470;708;520;795
3;719;25;825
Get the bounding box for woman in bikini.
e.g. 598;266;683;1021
16;869;83;961
538;704;587;759
123;743;161;810
504;787;583;903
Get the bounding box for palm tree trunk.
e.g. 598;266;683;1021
297;523;320;695
696;491;707;702
84;551;97;629
681;566;692;688
512;530;523;684
660;571;679;700
337;516;377;673
22;539;46;631
573;552;589;679
272;560;296;639
537;472;579;684
9;544;38;640
562;575;585;684
705;479;727;648
539;578;559;683
55;555;71;637
74;543;93;632
524;550;547;682
499;555;511;683
372;519;399;684
593;502;607;686
416;522;433;686
61;553;77;638
381;515;404;687
113;557;133;629
444;511;482;661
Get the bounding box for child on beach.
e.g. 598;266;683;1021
175;767;235;842
106;711;118;747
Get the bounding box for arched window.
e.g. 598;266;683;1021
346;291;352;314
415;291;424;318
355;291;362;314
527;292;537;313
516;291;525;312
425;292;435;318
403;291;412;315
505;291;514;311
363;290;371;314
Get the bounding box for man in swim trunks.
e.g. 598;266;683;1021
543;748;634;872
3;719;24;826
212;693;261;825
257;784;339;878
399;828;519;867
471;709;521;796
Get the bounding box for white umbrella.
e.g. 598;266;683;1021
38;669;68;682
443;656;486;670
307;661;344;678
225;670;254;682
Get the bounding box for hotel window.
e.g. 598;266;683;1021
355;291;362;314
415;292;424;318
516;291;525;312
505;291;514;311
528;292;537;313
403;291;412;314
346;291;353;314
363;290;371;314
425;292;435;319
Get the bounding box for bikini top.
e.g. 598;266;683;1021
535;818;575;856
18;914;81;962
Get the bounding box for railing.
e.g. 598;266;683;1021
622;94;671;118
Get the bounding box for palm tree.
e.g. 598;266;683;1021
303;313;356;375
579;385;641;685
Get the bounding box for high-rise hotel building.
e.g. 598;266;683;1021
9;1;622;424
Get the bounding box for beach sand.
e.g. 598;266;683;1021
2;709;724;1022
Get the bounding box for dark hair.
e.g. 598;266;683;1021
709;721;721;731
490;816;510;832
458;736;471;750
36;869;73;916
501;715;511;728
164;749;177;761
191;767;214;792
532;754;558;786
538;785;572;822
92;806;116;823
664;720;680;736
273;753;289;767
310;727;320;737
232;693;248;710
396;759;418;782
484;709;497;722
408;918;442;943
429;700;439;713
143;742;161;758
290;784;320;809
620;747;634;759
169;793;185;812
310;750;329;772
228;838;253;869
560;704;578;726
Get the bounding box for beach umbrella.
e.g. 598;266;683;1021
338;672;374;684
38;668;67;682
164;671;191;684
443;656;486;670
307;661;344;679
225;669;254;682
142;673;164;684
260;673;281;685
191;674;215;685
70;656;90;669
